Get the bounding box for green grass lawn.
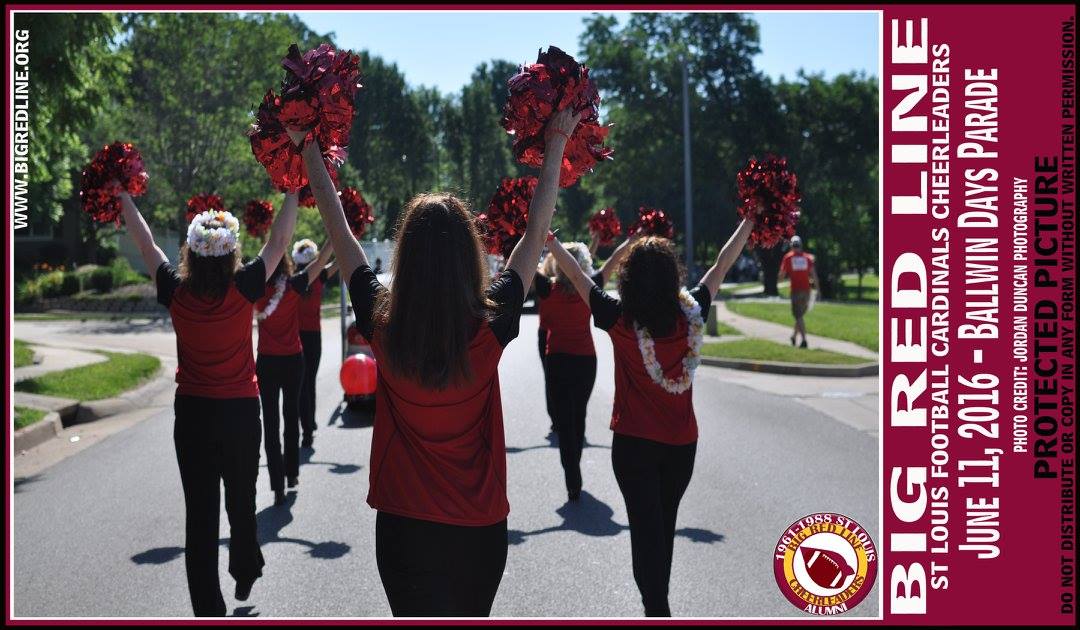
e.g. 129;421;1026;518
712;320;742;336
701;338;868;365
15;351;161;401
15;406;48;430
727;301;878;351
779;273;879;302
15;339;35;368
717;282;762;299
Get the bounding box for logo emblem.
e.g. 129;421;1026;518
773;512;877;615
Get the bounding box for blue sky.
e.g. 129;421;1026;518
293;10;879;95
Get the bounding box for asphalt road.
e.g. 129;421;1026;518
12;314;879;619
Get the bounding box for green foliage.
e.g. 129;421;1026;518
15;340;36;369
726;300;878;351
15;407;48;430
89;267;115;293
701;338;867;365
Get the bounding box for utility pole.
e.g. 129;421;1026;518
681;59;694;278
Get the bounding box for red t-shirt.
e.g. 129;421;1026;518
781;250;815;292
590;284;711;446
156;258;266;399
350;265;524;526
534;273;601;356
298;268;329;332
254;273;308;356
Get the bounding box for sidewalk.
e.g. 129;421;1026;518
14;344;107;381
713;300;877;361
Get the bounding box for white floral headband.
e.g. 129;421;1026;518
187;210;240;258
292;238;318;265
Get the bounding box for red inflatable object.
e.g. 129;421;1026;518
340;354;377;396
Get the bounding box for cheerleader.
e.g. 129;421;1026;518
533;234;635;500
547;211;756;617
117;188;298;616
290;239;337;448
287;107;580;616
534;253;557;430
255;244;330;505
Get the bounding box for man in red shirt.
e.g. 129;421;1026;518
778;235;819;348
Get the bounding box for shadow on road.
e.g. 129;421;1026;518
232;605;259;617
130;494;352;566
296;447;362;475
508;491;724;547
14;474;45;494
327;402;374;429
506;431;612;454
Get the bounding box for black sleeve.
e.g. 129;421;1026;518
319;268;329;284
234;257;267;303
689;283;712;315
289;271;310;296
348;264;384;341
590;271;604;287
589;284;622;331
533;272;552;299
487;269;525;347
155;262;181;308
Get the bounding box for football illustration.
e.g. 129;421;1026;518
801;546;856;589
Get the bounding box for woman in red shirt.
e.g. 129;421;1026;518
286;107;580;616
291;239;336;447
532;235;634;500
548;211;756;617
255;249;330;505
117;187;298;617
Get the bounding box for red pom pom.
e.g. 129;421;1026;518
297;161;340;208
241;199;275;238
501;46;612;188
588;208;622;247
478;177;538;258
79;142;149;226
339;187;375;239
736;155;801;249
280;43;362;150
248;89;347;194
629;206;675;239
185;193;225;224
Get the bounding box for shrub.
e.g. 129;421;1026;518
15;279;42;306
90;268;114;293
62;272;81;296
110;256;145;287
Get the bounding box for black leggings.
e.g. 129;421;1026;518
256;352;304;492
612;433;697;617
538;328;553;420
174;395;265;617
375;511;507;617
544;353;597;493
299;331;322;438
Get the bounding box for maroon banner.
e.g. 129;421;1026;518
883;5;1075;625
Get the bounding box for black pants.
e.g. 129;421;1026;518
538;328;553;421
256;352;304;492
174;395;265;617
612;433;697;617
299;331;322;439
375;511;507;617
545;353;597;493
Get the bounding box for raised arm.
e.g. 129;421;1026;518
596;234;637;287
257;191;299;282
699;217;755;300
118;191;168;275
548;236;595;303
588;229;600;257
504;107;582;283
323;261;338;281
304;240;334;283
291;130;368;281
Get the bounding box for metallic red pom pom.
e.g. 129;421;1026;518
339;187;375;239
478;177;538;258
500;47;611;188
629;206;675;239
241;199;275;238
736;155;801;249
588;208;623;247
79;142;149;226
185;194;225;224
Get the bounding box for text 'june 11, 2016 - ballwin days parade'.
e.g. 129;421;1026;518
884;5;1075;625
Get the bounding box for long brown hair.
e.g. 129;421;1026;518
617;236;684;337
267;254;295;284
374;193;496;389
178;244;241;301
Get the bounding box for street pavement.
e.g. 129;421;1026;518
12;313;879;619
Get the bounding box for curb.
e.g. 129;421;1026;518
75;366;173;424
700;356;879;377
14;411;63;453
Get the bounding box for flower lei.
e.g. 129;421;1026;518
255;275;287;321
187;210;239;258
292;238;318;266
634;289;704;395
